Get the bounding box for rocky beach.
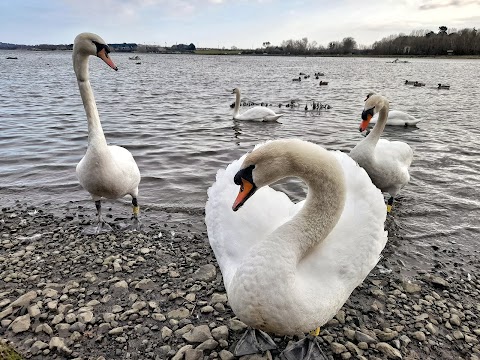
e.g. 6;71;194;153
0;202;479;360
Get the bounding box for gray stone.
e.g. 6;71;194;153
212;325;229;341
450;314;461;326
355;330;377;344
211;293;228;304
78;310;94;324
172;344;193;360
413;331;426;341
196;338;219;351
376;342;402;359
161;326;173;340
331;342;347;354
183;325;213;343
167;307;190;320
193;264;217;281
135;279;154;290
35;323;53;335
185;348;203;360
49;337;72;355
30;340;49;355
11;291;37;307
229;319;248;332
402;281;422;293
11;314;30;333
219;350;235;360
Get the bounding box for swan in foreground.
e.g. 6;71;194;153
74;32;141;234
370;109;421;126
231;88;284;121
206;139;387;358
350;94;413;213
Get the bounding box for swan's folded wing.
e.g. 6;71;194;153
297;151;388;299
375;139;414;169
236;106;277;121
206;153;293;292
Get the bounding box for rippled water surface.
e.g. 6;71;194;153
1;51;479;272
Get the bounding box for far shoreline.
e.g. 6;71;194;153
2;48;480;59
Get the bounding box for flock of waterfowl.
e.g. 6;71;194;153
293;71;329;86
73;32;415;359
405;79;450;89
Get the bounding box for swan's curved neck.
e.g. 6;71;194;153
74;53;107;148
233;91;241;117
276;151;346;259
366;101;389;146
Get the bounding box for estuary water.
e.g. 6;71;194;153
1;51;479;274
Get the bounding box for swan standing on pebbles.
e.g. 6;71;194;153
231;88;284;121
371;110;421;126
74;33;141;234
350;94;413;213
206;139;388;358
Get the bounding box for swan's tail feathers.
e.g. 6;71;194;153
263;114;284;122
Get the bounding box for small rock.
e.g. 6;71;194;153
376;342;402;359
11;314;30;333
183;325;213;343
193;264;217;281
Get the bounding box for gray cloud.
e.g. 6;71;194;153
419;0;480;10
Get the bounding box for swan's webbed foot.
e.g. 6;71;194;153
82;220;113;235
234;328;277;357
82;200;113;235
280;335;328;360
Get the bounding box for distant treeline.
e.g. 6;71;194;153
254;26;480;56
0;42;196;53
2;26;479;56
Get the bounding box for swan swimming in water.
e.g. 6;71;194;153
231;88;284;121
350;93;413;213
370;109;421;126
73;32;141;234
206;139;387;358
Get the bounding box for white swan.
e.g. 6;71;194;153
232;88;284;121
370;110;421;126
206;139;387;357
74;32;141;234
350;94;413;213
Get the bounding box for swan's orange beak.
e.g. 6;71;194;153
98;48;118;71
359;108;374;132
359;115;372;132
232;179;256;211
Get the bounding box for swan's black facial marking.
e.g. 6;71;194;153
364;92;375;101
233;164;257;211
234;164;255;186
362;107;375;121
92;40;111;56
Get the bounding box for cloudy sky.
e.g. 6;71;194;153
1;0;479;48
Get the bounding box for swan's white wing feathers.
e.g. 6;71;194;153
375;139;413;175
371;110;421;126
206;152;293;291
235;106;281;121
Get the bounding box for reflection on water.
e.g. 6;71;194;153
0;52;479;273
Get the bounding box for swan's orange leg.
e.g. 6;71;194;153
387;197;394;213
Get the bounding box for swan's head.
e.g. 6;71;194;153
232;140;298;211
73;32;118;71
232;88;240;95
360;93;387;132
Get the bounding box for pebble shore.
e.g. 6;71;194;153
0;202;479;360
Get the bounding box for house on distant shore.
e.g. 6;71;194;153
447;49;454;56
